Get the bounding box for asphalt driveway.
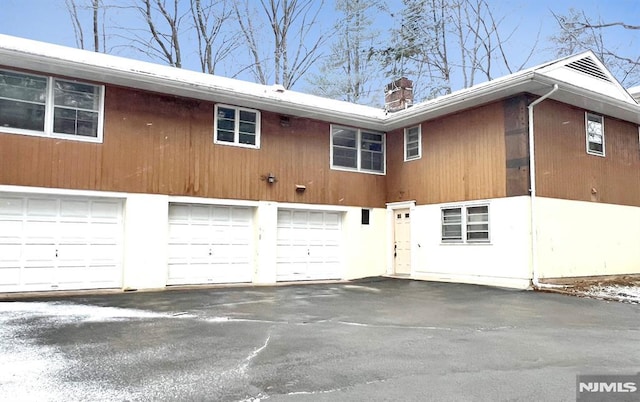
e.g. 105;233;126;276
1;278;639;401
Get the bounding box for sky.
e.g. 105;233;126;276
1;0;638;98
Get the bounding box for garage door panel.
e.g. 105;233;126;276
0;197;23;215
276;209;343;281
167;203;254;285
60;200;90;218
0;194;123;292
22;266;56;285
24;220;58;238
0;220;22;237
26;199;58;216
0;268;20;285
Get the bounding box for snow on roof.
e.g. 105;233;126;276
1;34;638;129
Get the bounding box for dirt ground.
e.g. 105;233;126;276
543;275;640;304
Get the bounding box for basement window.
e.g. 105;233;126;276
441;205;490;243
214;104;260;149
0;69;104;142
586;113;604;156
404;125;421;161
331;125;385;174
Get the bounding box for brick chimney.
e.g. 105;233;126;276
384;77;413;112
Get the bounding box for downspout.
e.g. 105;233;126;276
528;84;558;290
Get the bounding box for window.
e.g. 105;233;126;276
214;104;260;148
331;125;385;173
0;69;104;142
586;113;604;156
441;205;490;243
404;125;421;161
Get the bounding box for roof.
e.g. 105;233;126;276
1;34;639;129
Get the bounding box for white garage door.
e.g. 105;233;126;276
0;194;123;292
167;204;254;285
276;209;343;281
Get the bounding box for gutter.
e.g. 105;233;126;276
528;84;561;290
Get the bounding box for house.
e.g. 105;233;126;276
1;34;638;294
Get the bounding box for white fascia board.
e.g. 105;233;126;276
533;74;640;124
381;72;540;131
0;35;386;131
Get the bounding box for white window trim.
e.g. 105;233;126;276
0;69;104;143
404;125;422;161
330;124;386;175
440;203;491;244
585;112;605;157
213;104;261;149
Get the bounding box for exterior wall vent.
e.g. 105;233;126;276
565;57;612;82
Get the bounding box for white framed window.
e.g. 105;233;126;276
441;204;490;243
214;104;260;148
0;69;104;142
404;125;421;161
586;112;604;156
331;125;385;174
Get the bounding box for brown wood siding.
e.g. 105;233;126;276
535;100;640;206
0;86;386;207
386;102;507;204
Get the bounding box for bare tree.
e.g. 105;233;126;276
128;0;186;67
232;0;327;89
374;0;537;101
190;0;238;74
65;0;104;52
551;9;640;86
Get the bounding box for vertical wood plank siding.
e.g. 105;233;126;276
534;100;640;206
385;102;507;204
0;86;386;207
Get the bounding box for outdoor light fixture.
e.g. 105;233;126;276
267;173;276;184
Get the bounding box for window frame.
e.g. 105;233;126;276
330;124;386;174
585;112;605;157
404;125;422;161
213;104;261;149
441;204;490;244
0;69;105;143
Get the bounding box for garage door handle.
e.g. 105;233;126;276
55;249;58;258
209;249;212;256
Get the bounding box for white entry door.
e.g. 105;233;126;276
393;208;412;275
0;194;123;292
167;204;254;285
276;209;343;281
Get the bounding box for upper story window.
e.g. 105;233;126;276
586;112;604;156
441;204;490;243
0;69;104;142
404;125;421;161
214;104;260;148
331;125;385;174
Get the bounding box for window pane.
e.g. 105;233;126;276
0;70;47;103
239;121;256;135
239;110;256;123
333;128;357;148
467;232;489;241
0;98;45;131
217;107;235;120
361;150;383;172
217;129;234;142
239;133;256;145
442;208;462;241
54;80;100;110
333;147;357;168
586;114;604;155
